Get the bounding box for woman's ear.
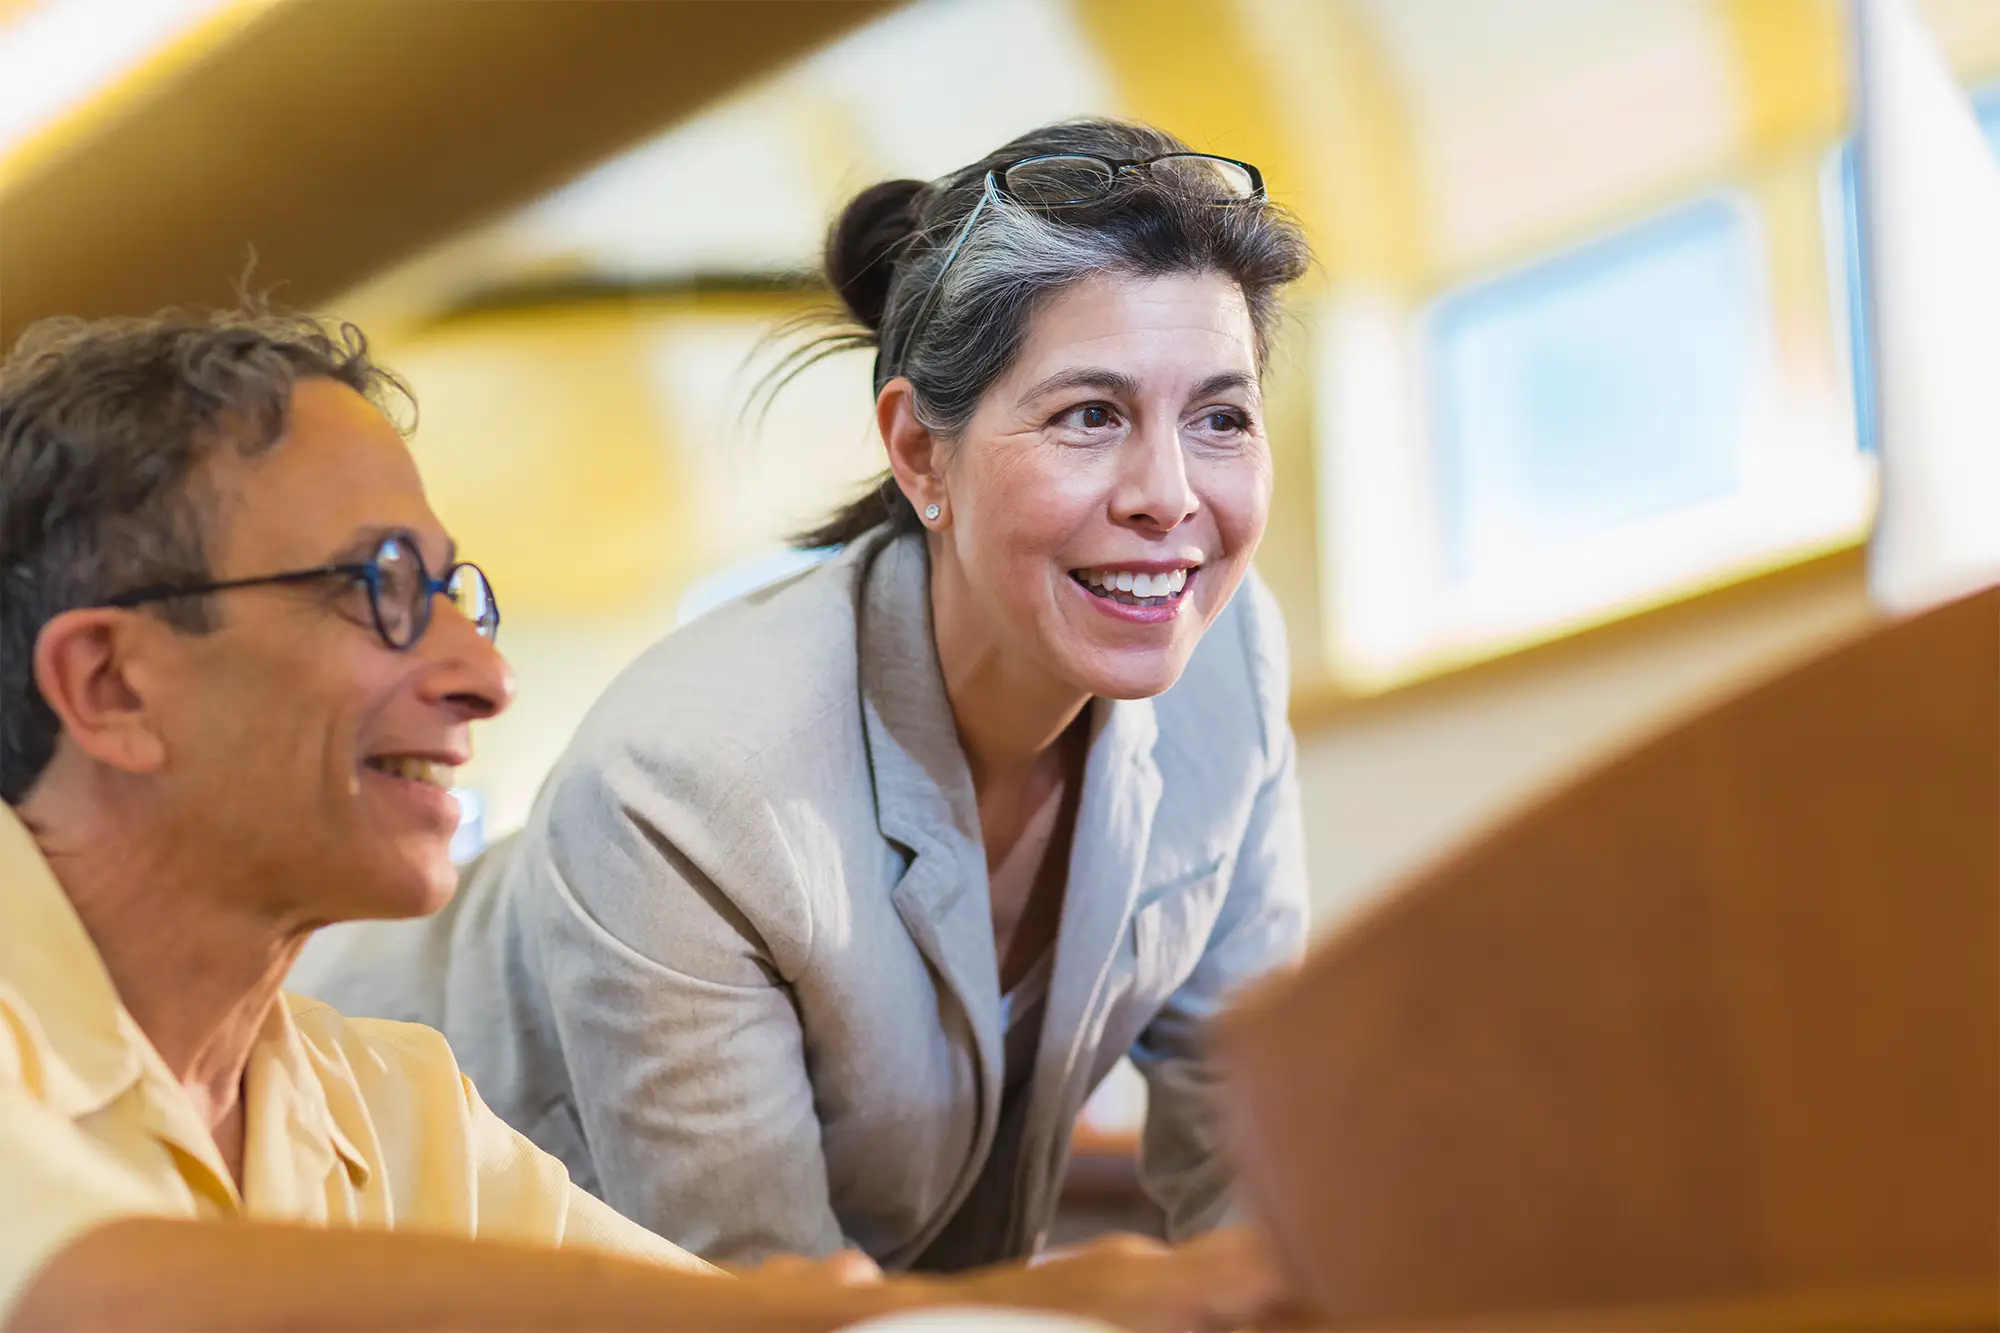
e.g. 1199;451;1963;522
877;378;949;528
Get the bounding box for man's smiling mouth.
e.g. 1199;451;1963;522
362;756;458;790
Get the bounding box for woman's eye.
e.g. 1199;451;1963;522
1053;402;1119;432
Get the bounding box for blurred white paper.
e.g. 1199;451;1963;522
837;1313;1118;1333
1854;0;2000;612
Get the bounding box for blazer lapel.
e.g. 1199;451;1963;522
1014;693;1164;1237
855;533;1172;1251
856;535;1005;1134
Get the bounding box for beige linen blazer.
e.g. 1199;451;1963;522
294;528;1308;1269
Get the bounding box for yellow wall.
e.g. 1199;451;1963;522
374;292;883;830
1292;555;1873;925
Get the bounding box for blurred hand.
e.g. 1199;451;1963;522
949;1227;1290;1333
734;1247;885;1286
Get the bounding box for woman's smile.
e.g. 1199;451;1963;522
1068;562;1200;624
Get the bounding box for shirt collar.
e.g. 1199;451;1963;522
246;996;374;1193
0;803;145;1117
0;803;369;1184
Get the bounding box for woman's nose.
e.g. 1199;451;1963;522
1112;422;1199;532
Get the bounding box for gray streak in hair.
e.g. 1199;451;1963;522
788;118;1313;549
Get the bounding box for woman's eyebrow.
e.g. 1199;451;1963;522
1187;370;1259;401
1015;367;1142;407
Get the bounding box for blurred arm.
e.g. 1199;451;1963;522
6;1216;902;1333
10;1218;1289;1333
0;1068;844;1332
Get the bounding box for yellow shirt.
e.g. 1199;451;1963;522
0;805;710;1320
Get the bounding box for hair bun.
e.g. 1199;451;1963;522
825;178;926;335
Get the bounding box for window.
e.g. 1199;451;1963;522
1827;82;2000;456
1318;192;1874;688
1429;197;1757;583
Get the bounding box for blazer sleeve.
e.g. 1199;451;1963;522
1128;584;1310;1239
517;748;849;1265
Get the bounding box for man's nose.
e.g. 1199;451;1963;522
416;598;516;720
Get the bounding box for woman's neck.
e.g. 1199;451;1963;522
928;551;1091;797
927;547;1093;975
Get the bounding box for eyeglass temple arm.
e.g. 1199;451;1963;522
888;173;996;374
103;562;374;608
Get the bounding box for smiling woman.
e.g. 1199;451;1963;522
295;118;1315;1273
882;268;1270;704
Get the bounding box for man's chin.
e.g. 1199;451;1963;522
336;854;461;922
400;862;463;919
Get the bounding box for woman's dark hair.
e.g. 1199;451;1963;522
790;118;1312;548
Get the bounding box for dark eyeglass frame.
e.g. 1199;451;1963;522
890;151;1266;371
98;533;500;651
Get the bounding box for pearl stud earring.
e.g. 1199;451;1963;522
924;504;941;521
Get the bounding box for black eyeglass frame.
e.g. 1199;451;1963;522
98;535;501;651
890;151;1266;372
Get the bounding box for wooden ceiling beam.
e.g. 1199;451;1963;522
0;0;891;346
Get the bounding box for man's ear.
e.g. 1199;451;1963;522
877;378;951;529
32;608;172;777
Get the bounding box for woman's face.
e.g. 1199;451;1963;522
933;269;1271;701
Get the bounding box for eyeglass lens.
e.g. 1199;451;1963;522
1000;154;1257;207
372;536;426;647
1148;154;1258;199
445;563;499;641
367;536;499;649
1002;156;1117;206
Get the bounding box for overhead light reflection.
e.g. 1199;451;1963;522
0;0;255;177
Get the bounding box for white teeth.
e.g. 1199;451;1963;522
1074;567;1195;601
369;757;456;789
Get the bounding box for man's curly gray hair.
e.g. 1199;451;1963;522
0;305;411;804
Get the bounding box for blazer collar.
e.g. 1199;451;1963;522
855;533;1167;1165
857;533;1002;1069
857;531;983;895
1012;692;1164;1236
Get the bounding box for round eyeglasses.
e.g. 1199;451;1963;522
890;151;1265;370
99;533;500;651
